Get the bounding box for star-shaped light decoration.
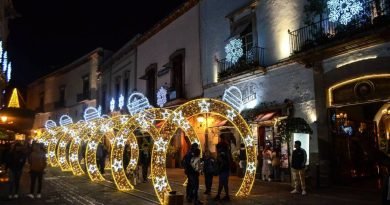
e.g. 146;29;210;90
129;159;137;167
43;141;49;146
87;122;96;130
172;111;185;126
161;110;170;120
116;135;127;147
100;123;110;133
59;141;67;148
62;126;69;133
109;138;115;145
51;137;58;144
88;141;98;150
155;137;168;152
136;112;149;129
247;162;256;174
59;157;66;164
198;99;210;113
130;142;138;149
74;136;81;144
154;176;168;192
112;159;123;172
48;129;56;135
89;164;98;173
69;130;76;137
70;154;78;162
226;109;237;121
120;116;128;125
182;121;191;131
244;135;254;147
49;151;55;158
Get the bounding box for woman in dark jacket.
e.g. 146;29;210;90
214;143;231;201
5;142;27;199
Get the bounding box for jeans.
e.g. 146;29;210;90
97;158;105;174
30;171;43;194
190;173;200;202
204;173;213;192
142;164;148;181
8;169;22;195
186;174;193;200
217;171;229;196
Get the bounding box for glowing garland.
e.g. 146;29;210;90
328;0;363;25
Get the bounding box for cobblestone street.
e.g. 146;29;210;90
0;167;382;205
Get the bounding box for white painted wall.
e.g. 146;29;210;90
200;0;306;86
136;4;202;102
27;50;102;128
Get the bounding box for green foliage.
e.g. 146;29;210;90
277;117;313;143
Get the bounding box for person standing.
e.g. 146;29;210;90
140;144;150;183
271;148;281;181
182;143;198;203
202;150;215;195
214;143;231;202
190;148;203;205
290;140;307;195
262;146;272;181
96;143;105;174
239;143;247;176
27;143;47;199
5;142;27;199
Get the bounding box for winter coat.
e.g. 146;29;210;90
29;150;47;172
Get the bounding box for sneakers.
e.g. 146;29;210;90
301;190;307;196
290;189;300;194
36;194;42;199
8;195;13;199
13;194;19;199
27;194;34;199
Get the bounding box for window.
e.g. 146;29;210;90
145;64;157;106
123;71;130;101
82;75;90;98
170;49;185;99
229;15;255;56
102;84;107;113
59;85;65;106
115;76;121;101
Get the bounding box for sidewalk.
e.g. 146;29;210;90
0;167;382;205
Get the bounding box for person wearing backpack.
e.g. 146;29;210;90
190;148;203;205
182;143;198;203
27;143;47;199
202;150;215;195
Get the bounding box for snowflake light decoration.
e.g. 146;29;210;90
198;99;210;113
328;0;363;25
116;135;127;147
112;159;123;172
110;98;115;112
155;137;168;152
118;94;125;109
156;87;167;108
154;176;168;192
225;38;244;64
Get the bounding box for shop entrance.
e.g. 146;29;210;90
329;101;390;187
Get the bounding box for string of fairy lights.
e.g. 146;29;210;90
33;87;257;205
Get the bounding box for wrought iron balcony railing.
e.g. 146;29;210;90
217;46;265;81
289;0;390;54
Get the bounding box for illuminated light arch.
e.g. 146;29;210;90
56;126;74;171
46;127;61;167
152;98;256;204
110;108;171;191
84;118;116;182
68;121;89;176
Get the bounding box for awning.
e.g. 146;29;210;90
255;112;276;122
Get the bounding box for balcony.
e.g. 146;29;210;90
77;92;90;102
288;0;390;64
217;46;265;82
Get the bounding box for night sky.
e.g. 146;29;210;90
7;0;186;92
